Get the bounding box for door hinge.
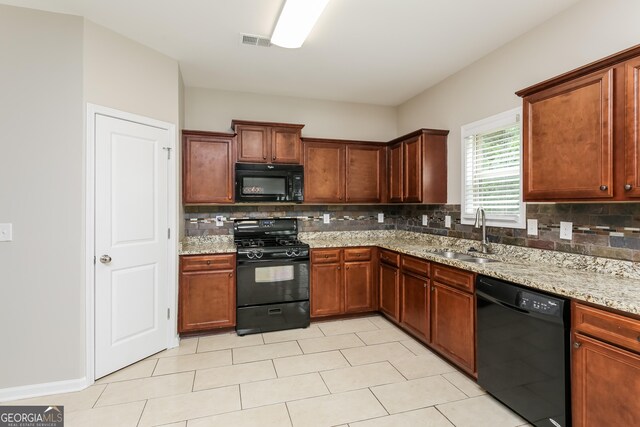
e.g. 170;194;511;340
93;255;96;265
168;228;171;239
167;308;170;320
162;147;172;160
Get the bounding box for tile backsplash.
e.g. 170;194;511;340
184;203;640;261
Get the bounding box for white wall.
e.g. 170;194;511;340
397;0;640;203
185;87;397;141
0;5;85;389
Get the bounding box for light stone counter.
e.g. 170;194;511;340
179;235;235;255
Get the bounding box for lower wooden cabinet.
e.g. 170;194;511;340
400;271;430;341
571;302;640;425
310;248;376;318
379;250;400;321
179;254;236;333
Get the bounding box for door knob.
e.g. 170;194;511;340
100;255;112;264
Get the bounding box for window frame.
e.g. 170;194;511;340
460;107;525;229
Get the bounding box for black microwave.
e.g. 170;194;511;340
235;163;304;203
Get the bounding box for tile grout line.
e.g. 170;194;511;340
367;386;391;416
135;399;148;427
92;383;109;408
284;401;295;427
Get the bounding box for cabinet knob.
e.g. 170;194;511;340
423;283;427;288
346;267;349;270
599;185;608;191
339;196;342;200
229;273;233;278
637;335;640;342
625;184;632;191
337;266;341;270
263;156;267;160
206;260;211;265
324;255;328;258
357;254;361;257
574;341;581;349
272;156;276;160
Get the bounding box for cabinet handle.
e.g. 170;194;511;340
574;341;581;349
599;185;608;191
625;184;632;191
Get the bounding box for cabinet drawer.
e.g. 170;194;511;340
379;249;400;267
181;254;235;272
432;264;474;293
311;248;341;263
573;302;640;353
344;247;372;262
401;255;430;277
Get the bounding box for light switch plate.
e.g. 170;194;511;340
323;213;330;224
0;223;12;242
444;215;452;228
378;213;384;223
422;215;429;226
527;219;538;236
215;216;224;226
560;221;573;240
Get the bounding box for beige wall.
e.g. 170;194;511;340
0;5;85;389
184;87;397;141
397;0;640;203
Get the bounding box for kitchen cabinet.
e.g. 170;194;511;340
517;45;640;201
179;254;236;333
430;264;476;375
232;119;304;164
571;302;640;425
387;129;448;203
379;249;400;321
182;130;235;204
303;138;386;203
310;247;376;318
400;255;430;341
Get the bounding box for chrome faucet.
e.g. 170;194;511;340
474;207;491;254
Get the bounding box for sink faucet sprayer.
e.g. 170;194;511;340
474;207;491;254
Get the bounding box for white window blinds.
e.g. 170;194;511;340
461;108;525;228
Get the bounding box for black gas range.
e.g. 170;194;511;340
234;219;310;336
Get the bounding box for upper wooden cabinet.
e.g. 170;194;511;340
387;129;448;204
232;120;304;164
517;44;640;201
303;138;387;203
182;130;235;204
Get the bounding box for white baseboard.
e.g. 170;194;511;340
0;377;90;403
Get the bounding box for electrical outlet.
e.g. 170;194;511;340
445;215;452;228
560;221;573;240
527;219;538;236
0;223;12;242
422;215;429;226
215;215;224;227
378;213;384;223
323;213;330;224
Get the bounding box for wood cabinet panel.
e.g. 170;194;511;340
311;248;342;264
344;260;374;313
182;131;234;204
303;141;345;202
573;302;640;354
403;136;423;202
311;262;343;317
431;282;475;374
344;247;372;262
388;142;403;202
345;144;386;203
379;249;400;267
271;126;301;164
625;57;640;197
401;272;430;341
522;68;614;200
179;254;236;333
572;332;640;426
431;264;474;293
379;262;399;321
401;255;430;277
236;124;269;163
233;120;303;165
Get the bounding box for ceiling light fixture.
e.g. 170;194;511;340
270;0;330;49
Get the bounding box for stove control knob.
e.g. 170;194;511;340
247;251;255;259
286;249;294;257
256;250;264;259
292;249;300;257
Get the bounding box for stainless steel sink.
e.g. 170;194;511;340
461;257;500;264
430;251;471;259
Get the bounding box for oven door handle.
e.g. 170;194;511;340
237;257;309;266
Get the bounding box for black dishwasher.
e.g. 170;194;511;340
476;275;571;427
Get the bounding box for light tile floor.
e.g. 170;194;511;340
3;315;532;427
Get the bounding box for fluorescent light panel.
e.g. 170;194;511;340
271;0;329;48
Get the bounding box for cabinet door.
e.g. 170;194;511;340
311;262;343;317
403;136;423;202
572;333;640;426
236;124;269;163
304;142;345;202
183;133;234;204
379;263;399;321
400;272;429;341
389;142;403;202
523;68;614;200
179;269;235;332
625;58;640;197
271;126;301;164
344;260;374;313
431;282;475;374
345;144;386;203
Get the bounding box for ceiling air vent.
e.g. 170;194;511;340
241;33;272;47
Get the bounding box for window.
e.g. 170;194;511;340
461;107;525;229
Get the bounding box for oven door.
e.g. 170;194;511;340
236;258;309;307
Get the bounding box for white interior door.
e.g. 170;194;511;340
94;113;169;379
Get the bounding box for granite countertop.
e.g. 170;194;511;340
179;230;640;316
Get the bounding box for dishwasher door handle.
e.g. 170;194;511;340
477;291;529;315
